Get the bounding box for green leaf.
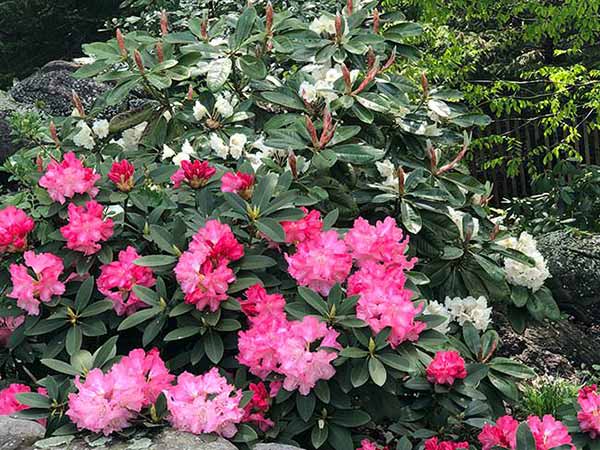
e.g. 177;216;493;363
25;319;65;336
298;287;328;315
93;335;119;369
117;307;161;331
322;209;339;230
41;358;81;376
339;347;369;358
511;286;530;307
490;357;536;379
332;144;385;164
164;326;202;341
132;285;160;306
311;424;329;449
15;392;50;409
368;357;387;386
66;326;82;356
401;201;423;234
228;276;262;294
296;392;316;422
231;424;258;443
253;172;279;211
238;255;277;270
204;332;224;363
239;55;267;80
207;58;232;91
255;218;286;243
331;409;371;427
80;300;114;318
462;322;481;355
378;353;412;372
233;7;257;48
516;423;537;450
134;255;178;267
75;277;95;311
488;373;519;401
261;90;306;110
328;424;354;450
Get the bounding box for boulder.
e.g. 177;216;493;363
254;445;306;450
537;230;600;308
0;416;45;450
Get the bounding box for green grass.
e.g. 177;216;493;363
518;376;580;418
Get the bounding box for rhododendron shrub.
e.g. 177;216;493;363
0;0;555;448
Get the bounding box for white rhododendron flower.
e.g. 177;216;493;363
423;301;451;334
298;81;318;103
172;151;191;165
444;296;492;331
162;144;176;160
498;232;550;292
214;95;234;119
210;134;230;159
119;122;147;150
92;119;109;139
229;133;247;160
309;15;336;35
375;159;399;190
448;207;479;240
209;37;228;46
193;101;209;121
73;121;95;150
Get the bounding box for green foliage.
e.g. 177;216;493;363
518;376;580;419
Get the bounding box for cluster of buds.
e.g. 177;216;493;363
305;107;336;151
350;48;396;96
71;91;86;118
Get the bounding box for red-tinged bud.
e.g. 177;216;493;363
288;151;298;179
490;223;500;241
305;115;319;148
335;13;343;41
156;42;164;63
134;50;145;74
373;9;380;34
351;63;378;96
341;63;352;91
381;47;396;71
36;154;43;173
421;72;429;97
71;91;85;118
160;10;169;36
427;143;438;173
187;85;194;101
49;121;60;147
116;28;127;57
367;47;376;71
346;0;353;15
266;2;274;36
201;19;208;40
437;142;469;175
397;166;405;195
319;107;334;148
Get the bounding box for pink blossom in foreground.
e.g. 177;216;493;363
285;230;352;296
171;160;216;189
39;152;100;204
165;368;244;438
478;415;519;450
237;283;287;319
0;206;35;253
348;260;424;347
242;382;274;431
60;201;114;255
221;171;255;200
426;350;467;386
281;207;323;245
0;383;32;415
108;160;135;192
0;315;25;346
8;251;65;315
424;437;469;450
189;219;244;264
578;385;600;438
527;415;575;450
97;246;156;316
345;216;411;266
356;439;389;450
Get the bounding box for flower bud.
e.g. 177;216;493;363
266;2;274;36
160;10;169;36
335;13;343;41
421;72;429;98
490;223;500;241
319;106;335;148
305;115;319;148
346;0;353;15
397;166;405;195
71;90;85;118
367;47;376;71
116;28;127;57
373;9;380;34
36;154;43;173
381;47;396;71
427;142;438;173
156;42;164;63
134;49;145;74
288;151;298;179
187;85;194;101
201;19;208;40
49;121;60;147
341;63;352;91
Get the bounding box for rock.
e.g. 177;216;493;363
9;60;109;117
537;230;600;309
254;445;306;450
0;416;45;450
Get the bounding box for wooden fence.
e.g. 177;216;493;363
469;117;600;204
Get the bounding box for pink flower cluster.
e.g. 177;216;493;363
0;206;34;253
577;385;600;438
174;220;243;311
221;171;255;200
281;207;323;245
237;284;340;395
241;382;276;431
0;315;25;346
108;160;135;192
345;217;410;266
97;246;156;316
8;251;65;315
39;152;100;204
60;201;114;255
424;437;469;450
426;350;467;386
356;439;389;450
165;368;244;438
171;160;216;189
0;383;34;415
478;414;575;450
67;349;173;435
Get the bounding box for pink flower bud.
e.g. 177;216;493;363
266;2;274;36
335;14;343;41
116;28;127;57
490;223;500;241
373;9;380;33
341;63;352;91
187;85;194;101
367;47;376;70
427;144;438;173
36;154;43;173
421;72;429;97
160;10;169;36
319;106;335;148
397;166;405;195
134;50;145;74
201;19;208;40
288;151;298;179
71;91;85;117
347;0;354;15
305;115;319;148
49;121;60;147
156;42;164;63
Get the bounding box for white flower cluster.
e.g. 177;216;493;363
162;140;195;165
72;119;110;150
210;133;247;160
193;93;236;122
298;64;359;104
375;159;399;190
309;14;336;35
110;122;148;151
424;295;493;333
498;232;550;292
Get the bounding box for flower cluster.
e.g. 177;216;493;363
0;206;34;253
424;437;469;450
171;160;216;189
0;315;25;346
221;171;255;200
237;284;340;395
165;368;244;438
97;246;156;315
241;382;276;431
356;439;389;450
478;414;574;450
39;152;100;204
210;133;248;160
424;296;493;333
281;208;323;245
498;232;550;292
426;350;467;386
67;349;173;435
577;385;600;438
108;160;135;192
0;383;35;416
60;201;114;255
8;251;65;315
174;220;243;311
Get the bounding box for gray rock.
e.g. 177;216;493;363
254;445;306;450
0;416;45;450
537;230;600;307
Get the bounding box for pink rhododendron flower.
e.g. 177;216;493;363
165;368;244;438
285;230;352;296
39;152;100;204
171;160;216;188
357;439;388;450
578;385;600;438
348;260;424;347
0;315;25;346
424;437;469;450
0;383;32;415
221;171;255;200
426;350;467;386
281;208;323;245
478;415;519;450
527;415;575;450
8;251;65;315
67;369;139;436
0;206;35;253
189;219;244;264
97;246;156;316
345;217;411;265
238;283;287;318
242;382;274;431
60;201;114;255
108;160;135;192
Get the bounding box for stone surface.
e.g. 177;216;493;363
254;445;306;450
537;230;600;308
0;416;45;450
